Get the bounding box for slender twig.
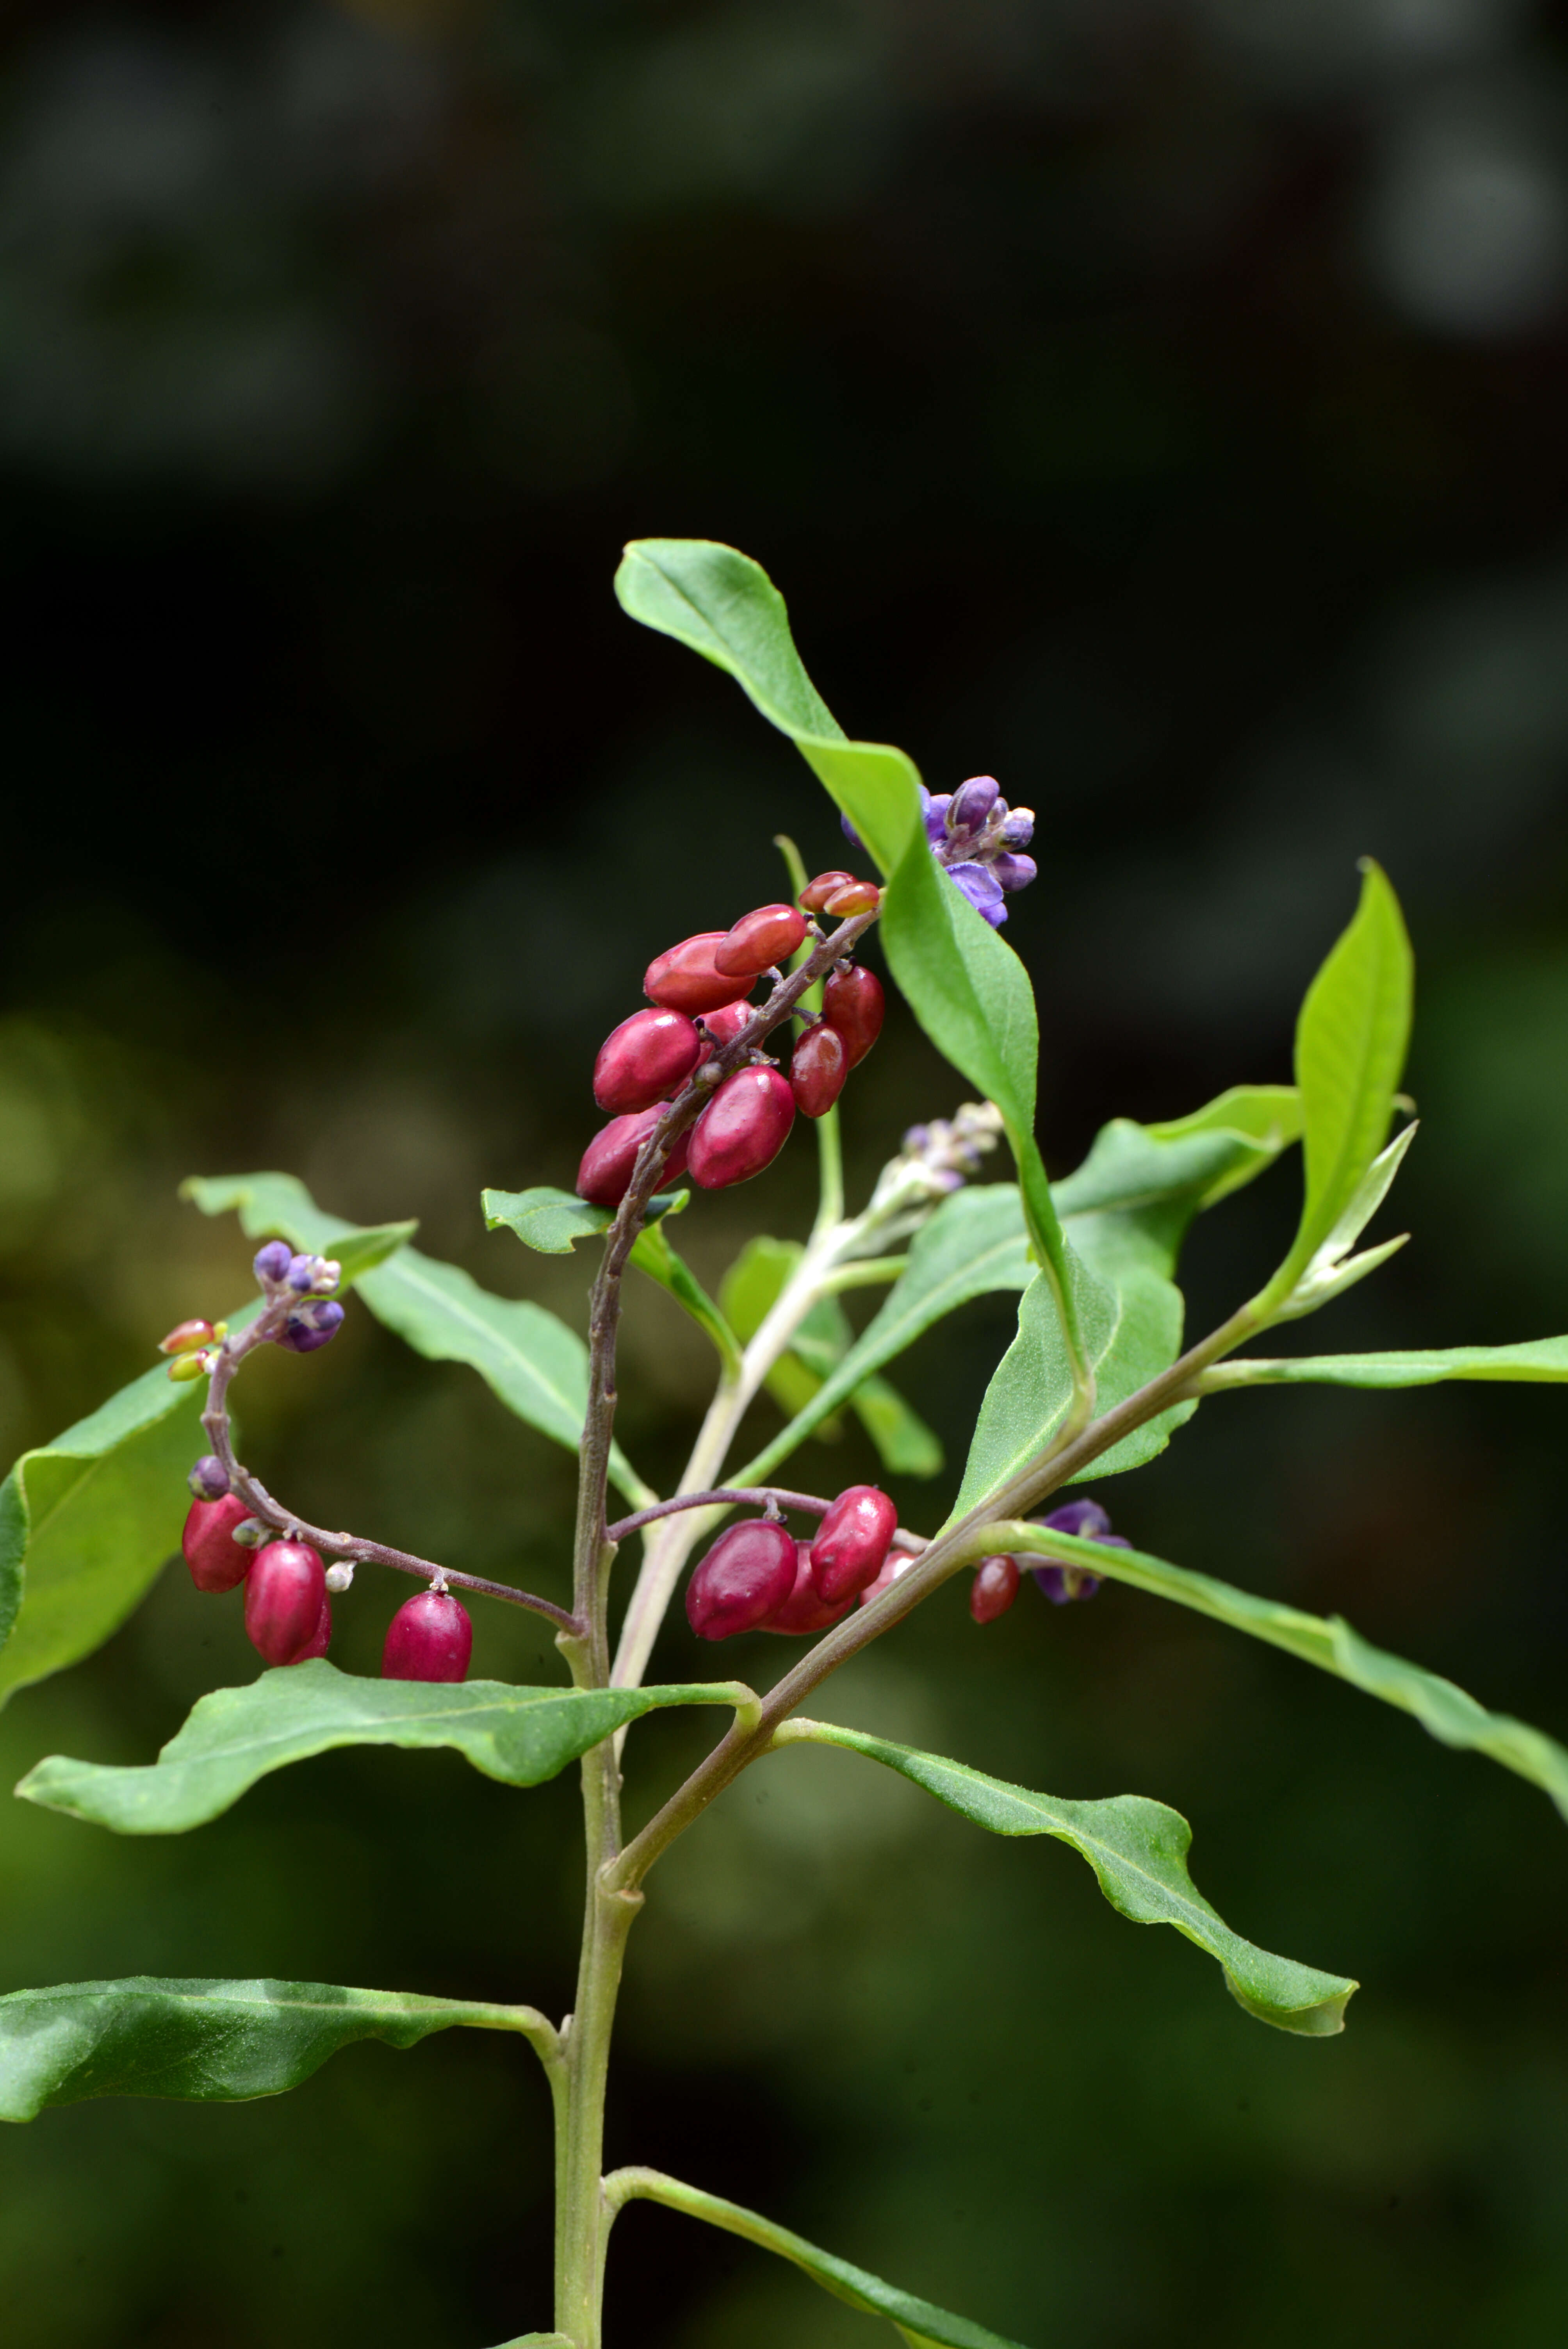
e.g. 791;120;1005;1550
606;1487;832;1542
200;1305;583;1637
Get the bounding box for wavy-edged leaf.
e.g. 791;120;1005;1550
185;1173;654;1507
0;1977;552;2123
481;1185;686;1258
16;1661;747;1834
613;536;1090;1387
609;2168;1032;2349
1210;1336;1568;1389
999;1524;1568;1822
779;1724;1354;2035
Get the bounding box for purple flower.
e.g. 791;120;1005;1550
840;811;864;849
922;790;952;844
946;861;1008;927
279;1299;346;1354
992;853;1037;894
253;1240;292;1285
1039;1498;1111;1540
947;775;1000;836
1000;808;1035;848
1028;1502;1123;1606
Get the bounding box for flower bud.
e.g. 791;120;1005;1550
182;1493;255;1593
992;853;1037;894
923;793;952;843
279;1300;345;1354
715;904;809;977
324;1560;356;1593
253;1240;293;1284
789;1023;848;1118
821;966;884;1068
688;1066;795;1189
286;1254;320;1294
799;870;858;913
809;1484;897;1605
763;1539;853;1634
159;1318;217;1356
644;932;755;1016
947;775;1000;835
969;1555;1020;1624
686;1517;798;1639
840;811;864;848
187;1454;230;1501
245;1540;327;1666
231;1517;268;1548
310;1260;342;1296
383;1588;473;1683
822;879;881;917
594;1007;703;1114
576;1108;692;1207
286;1597;332;1664
1039;1498;1111;1540
999;807;1035;848
166;1352;210;1383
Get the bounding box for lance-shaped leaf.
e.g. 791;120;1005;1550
775;1724;1354;2036
481;1185;686;1258
1206;1336;1568;1389
613;536;1091;1393
16;1661;750;1834
0;1977;556;2123
998;1524;1568;1822
607;2167;1032;2349
185;1173;654;1507
1265;861;1413;1305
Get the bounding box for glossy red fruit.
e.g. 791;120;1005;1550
644;933;755;1016
383;1589;473;1682
245;1540;327;1666
763;1540;854;1634
593;1007;702;1114
822;879;881;916
789;1023;848;1118
688;1066;795;1189
822;966;884;1068
160;1317;218;1356
809;1484;898;1605
714;903;808;977
859;1551;914;1608
969;1554;1021;1624
287;1596;333;1663
686;1518;798;1640
799;870;858;913
182;1494;254;1593
577;1109;691;1206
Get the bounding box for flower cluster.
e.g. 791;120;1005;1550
843;775;1037;928
253;1240;346;1353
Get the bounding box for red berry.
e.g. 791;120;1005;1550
686;1518;798;1640
688;999;753;1083
383;1589;473;1682
286;1596;333;1663
799;870;858;913
858;1552;914;1608
688;1066;795;1189
244;1540;327;1666
182;1493;254;1593
644;933;756;1016
789;1023;848;1118
822;879;881;916
809;1485;897;1605
159;1317;218;1356
822;966;884;1068
576;1109;692;1207
714;904;809;977
593;1007;702;1114
969;1555;1021;1624
763;1540;854;1634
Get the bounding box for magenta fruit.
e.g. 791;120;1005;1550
286;1596;332;1663
822;966;884;1068
714;903;808;977
688;1066;795;1189
576;1108;692;1207
858;1551;914;1609
762;1540;854;1634
182;1493;254;1593
789;1023;848;1119
644;932;755;1016
809;1484;897;1605
593;1007;703;1115
244;1539;328;1666
383;1588;473;1682
686;1517;798;1640
969;1555;1020;1624
798;869;859;913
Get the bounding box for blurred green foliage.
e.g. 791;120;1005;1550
1;0;1567;2344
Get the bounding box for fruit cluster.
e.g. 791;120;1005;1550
577;891;886;1209
686;1484;900;1639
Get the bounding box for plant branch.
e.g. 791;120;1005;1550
606;1486;834;1543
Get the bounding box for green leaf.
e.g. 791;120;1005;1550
1271;861;1413;1299
609;2168;1032;2349
16;1661;748;1835
779;1724;1354;2035
1002;1525;1568;1822
847;1377;944;1477
1210;1337;1568;1389
627;1216;741;1375
179;1173;415;1285
0;1977;551;2123
1142;1084;1304;1205
185;1172;654;1508
481;1185;687;1258
614;537;1090;1389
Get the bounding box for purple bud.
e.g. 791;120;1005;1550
840;811;864;849
1000;808;1035;848
923;793;952;845
992;852;1038;894
285;1253;317;1293
1040;1499;1112;1539
280;1299;345;1353
253;1240;292;1284
187;1454;230;1501
947;776;1000;835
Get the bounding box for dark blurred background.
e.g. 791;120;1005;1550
2;1;1568;2342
